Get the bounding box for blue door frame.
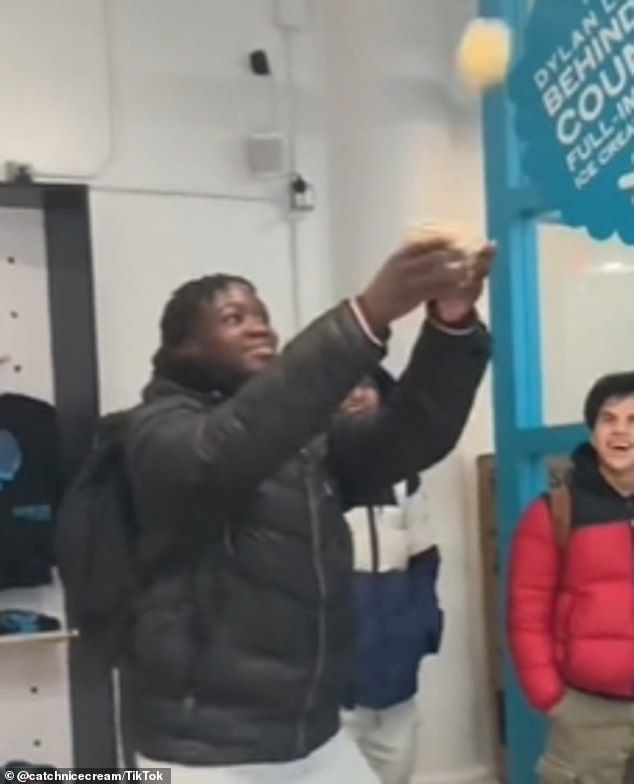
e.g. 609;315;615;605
478;1;587;781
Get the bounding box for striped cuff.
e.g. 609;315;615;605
427;302;479;335
348;298;385;348
427;316;477;336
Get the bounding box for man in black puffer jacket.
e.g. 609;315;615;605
122;234;493;782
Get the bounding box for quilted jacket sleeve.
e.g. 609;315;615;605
126;302;385;497
506;497;565;713
328;318;491;505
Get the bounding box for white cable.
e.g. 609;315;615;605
280;29;298;174
91;183;272;204
279;26;302;331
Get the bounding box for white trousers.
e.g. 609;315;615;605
137;729;379;784
341;699;417;784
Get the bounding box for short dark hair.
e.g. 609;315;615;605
159;274;255;349
584;372;634;428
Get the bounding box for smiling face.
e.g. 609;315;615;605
591;395;634;480
183;283;279;382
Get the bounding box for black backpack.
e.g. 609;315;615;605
55;409;139;662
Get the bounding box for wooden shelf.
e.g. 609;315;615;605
0;629;78;646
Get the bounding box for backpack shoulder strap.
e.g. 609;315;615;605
549;484;571;549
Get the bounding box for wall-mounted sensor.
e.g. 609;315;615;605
289;173;315;213
4;161;33;184
249;50;271;76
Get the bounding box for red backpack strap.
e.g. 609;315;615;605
549;485;572;549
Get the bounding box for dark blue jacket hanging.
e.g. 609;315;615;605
341;378;445;711
342;478;443;710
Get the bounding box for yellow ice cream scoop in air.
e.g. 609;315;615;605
455;17;513;90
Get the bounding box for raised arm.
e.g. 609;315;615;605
327;313;491;505
127;237;493;503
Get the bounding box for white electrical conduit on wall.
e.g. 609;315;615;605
33;0;277;207
31;0;304;328
280;23;302;330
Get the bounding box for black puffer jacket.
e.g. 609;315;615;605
122;302;490;765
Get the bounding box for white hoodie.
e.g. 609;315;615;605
344;480;436;574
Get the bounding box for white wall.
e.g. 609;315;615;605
0;0;335;411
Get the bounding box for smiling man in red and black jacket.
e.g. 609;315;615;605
507;372;634;783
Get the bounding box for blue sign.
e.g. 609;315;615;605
509;0;634;244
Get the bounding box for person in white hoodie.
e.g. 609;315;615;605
339;370;443;784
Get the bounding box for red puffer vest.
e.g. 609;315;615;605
507;443;634;713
